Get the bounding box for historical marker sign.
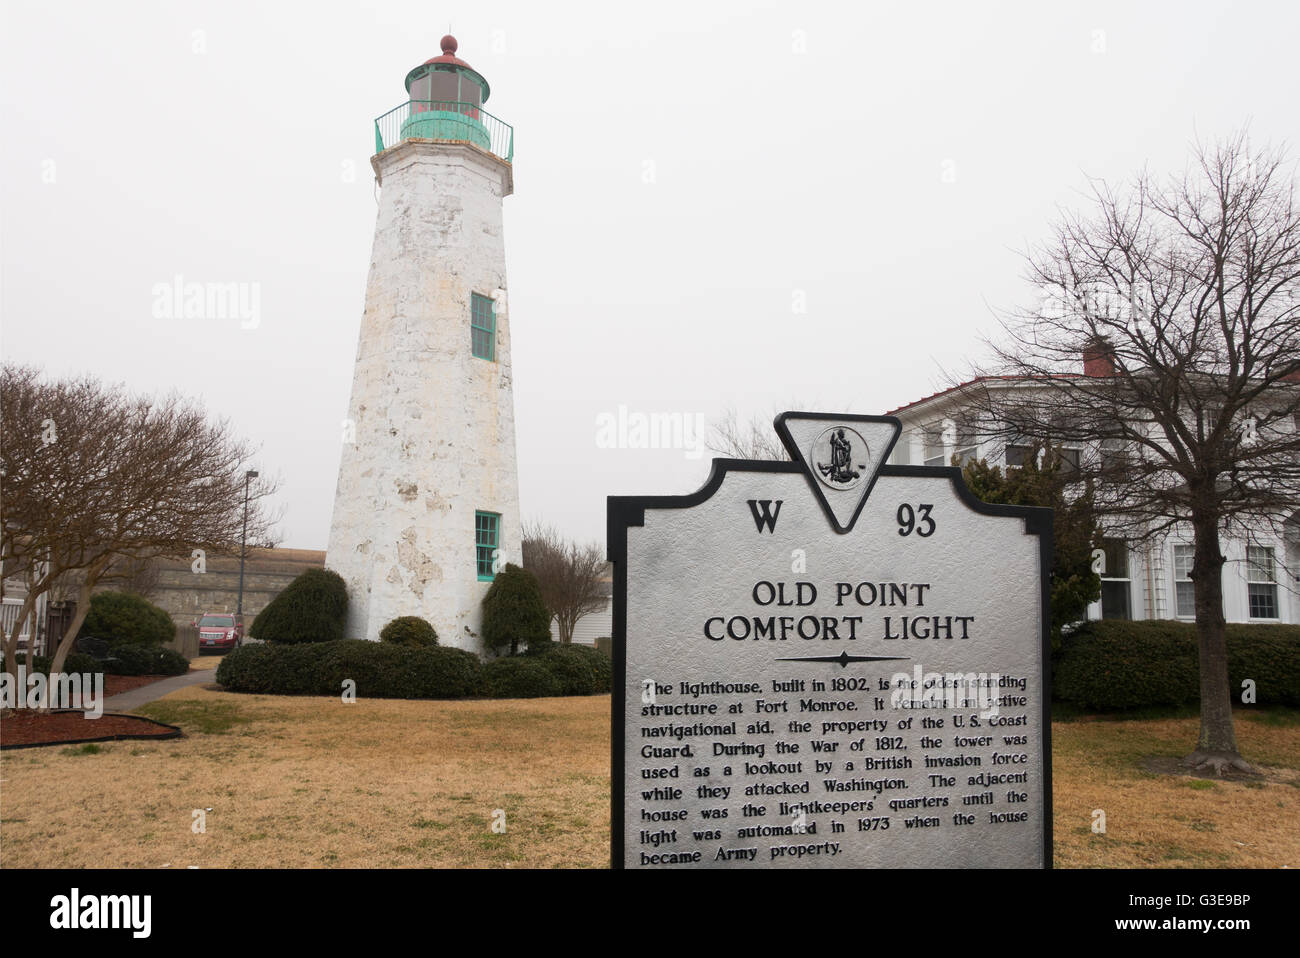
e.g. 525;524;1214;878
608;412;1052;868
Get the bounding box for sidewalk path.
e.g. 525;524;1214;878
102;668;218;713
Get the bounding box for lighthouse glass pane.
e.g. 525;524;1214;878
409;75;431;105
459;77;481;108
471;293;495;360
428;70;459;107
476;511;500;580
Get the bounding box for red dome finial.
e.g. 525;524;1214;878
441;34;457;56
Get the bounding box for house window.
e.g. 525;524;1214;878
923;424;946;467
1005;444;1033;468
1247;545;1279;619
1099;438;1129;473
954;427;979;466
1099;538;1131;619
471;293;496;361
1173;544;1195;618
475;511;500;580
1057;446;1081;478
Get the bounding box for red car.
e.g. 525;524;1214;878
195;613;245;652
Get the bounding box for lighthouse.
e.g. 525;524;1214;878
326;36;522;652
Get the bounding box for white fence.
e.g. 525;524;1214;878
1;597;36;652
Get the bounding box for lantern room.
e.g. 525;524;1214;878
397;35;493;153
405;34;490;107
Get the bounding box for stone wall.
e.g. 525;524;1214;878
146;547;325;628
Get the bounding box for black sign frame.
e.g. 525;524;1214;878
608;456;1054;870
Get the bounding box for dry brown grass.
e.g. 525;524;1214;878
1052;709;1300;868
2;686;1295;869
0;687;610;868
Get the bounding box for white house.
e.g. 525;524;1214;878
885;362;1300;626
1;575;45;654
546;564;613;647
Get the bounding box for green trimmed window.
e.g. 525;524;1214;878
476;511;500;580
471;293;495;360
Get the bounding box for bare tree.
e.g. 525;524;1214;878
958;130;1300;773
521;521;607;643
707;407;787;460
0;365;279;685
99;555;163;599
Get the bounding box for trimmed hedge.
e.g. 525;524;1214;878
379;616;438;648
11;647;188;677
481;656;563;699
1053;619;1300;710
523;636;555;657
538;644;612;695
14;652;102;676
104;645;190;677
216;642;323;695
251;568;349;644
78;591;175;647
216;640;480;699
481;564;551;656
213;640;614;700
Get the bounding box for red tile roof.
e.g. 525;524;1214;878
885;374;1086;415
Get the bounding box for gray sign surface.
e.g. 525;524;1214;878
608;412;1052;868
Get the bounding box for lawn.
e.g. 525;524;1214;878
1051;708;1300;867
0;687;611;868
1;689;1295;868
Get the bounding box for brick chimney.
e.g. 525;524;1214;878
1082;337;1115;377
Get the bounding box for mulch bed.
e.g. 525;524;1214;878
103;673;173;697
0;710;182;749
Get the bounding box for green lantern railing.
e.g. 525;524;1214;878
373;100;514;163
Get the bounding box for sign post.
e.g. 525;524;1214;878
609;412;1052;868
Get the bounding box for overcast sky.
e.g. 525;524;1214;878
2;0;1296;551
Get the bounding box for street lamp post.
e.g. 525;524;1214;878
236;470;259;619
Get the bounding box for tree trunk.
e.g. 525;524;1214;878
1185;516;1253;774
45;560;108;707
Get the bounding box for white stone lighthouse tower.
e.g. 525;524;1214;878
327;35;521;652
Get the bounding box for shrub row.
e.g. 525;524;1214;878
103;645;191;676
215;641;476;697
482;645;612;697
215;640;611;699
1053;619;1300;710
14;646;189;677
532;643;612;695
